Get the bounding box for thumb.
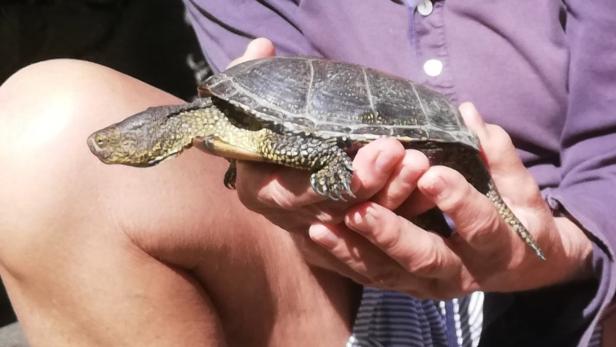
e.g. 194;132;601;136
458;102;540;206
228;38;276;67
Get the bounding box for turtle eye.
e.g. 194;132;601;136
96;136;106;146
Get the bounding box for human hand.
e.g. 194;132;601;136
307;103;594;297
227;40;593;295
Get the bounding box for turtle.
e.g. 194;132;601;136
87;56;545;260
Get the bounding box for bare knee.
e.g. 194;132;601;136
0;58;256;276
0;59;190;273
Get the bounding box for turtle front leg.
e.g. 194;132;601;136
261;133;355;200
200;127;354;200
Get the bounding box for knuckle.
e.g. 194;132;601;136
445;183;473;214
375;217;404;252
463;210;501;244
270;189;300;210
313;208;343;224
406;249;445;275
331;245;363;268
238;182;298;212
376;195;397;210
433;168;473;212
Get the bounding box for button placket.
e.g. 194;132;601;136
412;1;458;102
423;58;443;77
417;0;433;16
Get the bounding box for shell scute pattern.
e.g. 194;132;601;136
308;60;373;123
225;58;310;116
412;86;460;131
364;70;426;125
205;57;478;149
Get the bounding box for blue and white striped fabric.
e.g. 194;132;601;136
348;288;484;347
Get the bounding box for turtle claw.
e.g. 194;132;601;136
330;186;343;201
342;178;355;199
344;160;354;172
310;175;324;196
310;156;354;201
337;191;348;202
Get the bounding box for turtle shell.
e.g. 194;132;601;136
202;57;478;150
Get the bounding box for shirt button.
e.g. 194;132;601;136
423;59;443;77
417;0;433;16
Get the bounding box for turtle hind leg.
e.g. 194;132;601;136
223;160;237;189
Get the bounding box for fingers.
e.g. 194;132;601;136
227;38;276;67
351;138;407;200
308;202;469;298
371;149;429;210
308;223;416;287
346;203;462;278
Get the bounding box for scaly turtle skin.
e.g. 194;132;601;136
88;57;545;260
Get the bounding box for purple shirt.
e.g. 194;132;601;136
185;0;616;345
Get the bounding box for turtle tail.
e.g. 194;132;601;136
484;180;546;260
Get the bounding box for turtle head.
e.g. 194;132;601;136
87;107;190;167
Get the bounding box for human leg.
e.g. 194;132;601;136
0;60;359;346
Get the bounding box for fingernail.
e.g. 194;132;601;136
309;224;338;248
349;210;363;226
